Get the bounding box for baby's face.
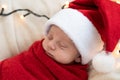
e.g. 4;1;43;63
42;25;80;64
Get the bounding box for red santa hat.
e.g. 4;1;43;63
45;0;120;73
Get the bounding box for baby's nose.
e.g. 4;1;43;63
48;41;56;50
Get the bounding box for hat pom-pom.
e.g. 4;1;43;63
92;51;116;73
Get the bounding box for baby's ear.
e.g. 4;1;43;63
75;56;81;63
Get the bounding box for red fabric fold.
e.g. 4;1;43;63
94;0;120;52
0;40;88;80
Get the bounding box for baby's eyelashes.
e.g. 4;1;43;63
57;41;68;49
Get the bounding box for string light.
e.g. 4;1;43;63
1;4;7;9
111;0;120;4
64;1;69;8
112;41;120;58
0;1;69;19
112;41;120;69
0;8;49;19
62;1;70;9
20;15;25;20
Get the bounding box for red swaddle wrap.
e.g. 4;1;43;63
0;40;88;80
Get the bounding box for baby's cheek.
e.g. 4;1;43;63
56;53;75;64
42;40;47;50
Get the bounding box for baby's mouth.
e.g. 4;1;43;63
45;51;54;58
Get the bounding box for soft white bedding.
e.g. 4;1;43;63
0;0;72;60
89;64;120;80
0;0;120;80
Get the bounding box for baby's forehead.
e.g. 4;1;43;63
48;25;75;45
48;25;61;32
48;25;69;38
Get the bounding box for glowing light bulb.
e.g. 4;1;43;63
116;0;120;4
1;4;7;9
111;0;120;4
112;41;120;58
20;15;25;19
64;1;69;8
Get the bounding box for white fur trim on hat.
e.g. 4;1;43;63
45;8;104;64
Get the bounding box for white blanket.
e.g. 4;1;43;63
0;0;71;60
89;64;120;80
1;0;120;80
